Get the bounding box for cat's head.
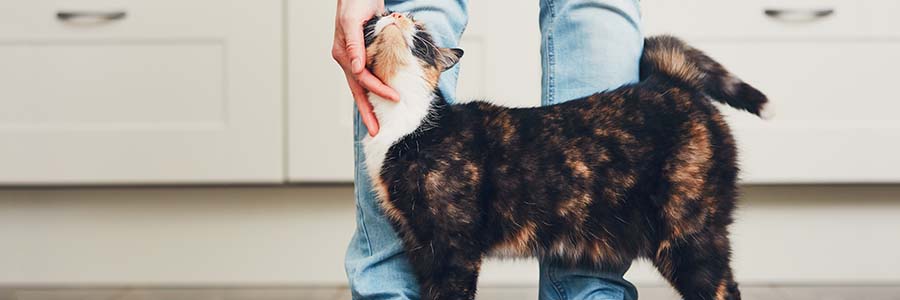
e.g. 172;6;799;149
364;12;463;92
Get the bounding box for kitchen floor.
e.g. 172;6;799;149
1;286;899;300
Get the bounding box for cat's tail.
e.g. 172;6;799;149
640;35;773;119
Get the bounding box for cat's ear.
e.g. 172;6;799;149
438;48;464;71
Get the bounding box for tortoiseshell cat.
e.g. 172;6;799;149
361;12;771;300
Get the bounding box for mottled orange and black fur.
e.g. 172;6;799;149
363;13;770;300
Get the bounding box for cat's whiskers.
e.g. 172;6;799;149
412;34;442;54
416;28;455;45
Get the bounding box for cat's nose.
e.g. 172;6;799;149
390;12;404;19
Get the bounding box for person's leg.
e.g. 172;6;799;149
345;1;467;299
538;0;643;299
540;0;643;104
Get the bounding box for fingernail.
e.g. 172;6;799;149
352;59;362;72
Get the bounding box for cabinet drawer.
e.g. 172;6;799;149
643;0;873;39
643;0;900;183
0;1;236;39
0;0;283;185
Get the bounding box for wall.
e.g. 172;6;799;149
1;185;899;287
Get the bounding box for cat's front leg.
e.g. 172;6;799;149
406;239;484;300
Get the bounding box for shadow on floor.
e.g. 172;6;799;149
2;285;899;300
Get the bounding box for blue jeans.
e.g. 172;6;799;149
346;0;644;299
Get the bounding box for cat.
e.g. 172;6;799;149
361;11;771;300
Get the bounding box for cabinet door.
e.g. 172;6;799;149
644;0;900;183
0;0;283;185
287;0;540;182
287;0;355;182
694;41;900;183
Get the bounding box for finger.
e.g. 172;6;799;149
346;76;380;136
355;92;380;137
341;19;367;74
331;43;349;67
357;69;400;101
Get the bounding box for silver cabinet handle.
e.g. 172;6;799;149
56;11;127;23
764;8;834;22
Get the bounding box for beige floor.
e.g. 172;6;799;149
2;286;900;300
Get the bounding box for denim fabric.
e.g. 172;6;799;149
347;0;642;299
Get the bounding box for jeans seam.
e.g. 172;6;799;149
353;116;374;257
356;190;373;257
546;34;556;105
547;265;569;300
576;2;641;31
546;0;557;105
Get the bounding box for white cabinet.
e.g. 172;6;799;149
9;0;885;184
644;0;900;183
0;0;284;184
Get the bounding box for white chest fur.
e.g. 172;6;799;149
361;64;435;186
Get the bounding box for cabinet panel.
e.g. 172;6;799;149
0;0;283;184
701;41;900;183
0;42;224;127
287;0;355;182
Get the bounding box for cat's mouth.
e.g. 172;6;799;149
373;12;415;46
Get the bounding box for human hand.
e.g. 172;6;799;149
332;0;399;137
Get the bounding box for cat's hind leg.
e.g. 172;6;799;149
651;230;740;300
